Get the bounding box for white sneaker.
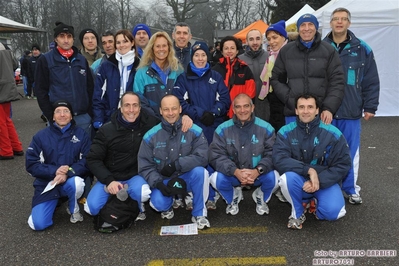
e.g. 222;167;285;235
70;212;84;223
135;203;146;221
252;187;269;215
185;193;193;210
172;198;184;209
275;189;288;203
135;212;146;221
226;187;242;215
161;208;174;219
192;216;210;229
206;200;217;210
348;194;362;204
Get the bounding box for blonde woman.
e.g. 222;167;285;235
133;31;183;118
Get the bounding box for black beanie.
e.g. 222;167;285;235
53;21;74;38
79;28;99;47
52;100;74;116
31;44;41;51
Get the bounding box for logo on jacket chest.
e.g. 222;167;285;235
70;135;81;143
79;69;86;76
155;141;166;149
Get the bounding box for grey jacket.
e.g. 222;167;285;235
0;50;19;103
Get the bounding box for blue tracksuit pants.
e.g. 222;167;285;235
279;172;346;220
150;167;209;217
210;170;279;204
332;119;361;195
27;176;85;230
84;175;150;215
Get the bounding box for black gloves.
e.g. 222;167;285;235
161;162;176;177
200;111;215;126
156;182;172;196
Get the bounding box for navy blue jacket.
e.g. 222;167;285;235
26;122;91;207
324;30;380;119
174;42;191;71
138;117;208;188
173;64;231;143
273;116;351;189
92;54;140;124
209;114;275;177
34;46;94;121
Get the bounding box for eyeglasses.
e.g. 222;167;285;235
331;17;349;22
54;109;71;114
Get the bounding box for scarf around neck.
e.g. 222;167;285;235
116;49;135;99
57;46;74;59
259;39;288;99
190;62;210;77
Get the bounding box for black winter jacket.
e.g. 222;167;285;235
86;109;159;186
270;32;345;116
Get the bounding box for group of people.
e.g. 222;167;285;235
21;7;380;232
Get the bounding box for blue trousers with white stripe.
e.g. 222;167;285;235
332;119;361;195
210;170;279;204
279;172;346;220
27;176;85;230
150;167;209;217
84;175;150;215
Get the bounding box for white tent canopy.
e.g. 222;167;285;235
286;4;315;26
0;15;43;33
313;0;399;116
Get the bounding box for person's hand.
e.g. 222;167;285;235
107;181;123;195
181;115;193;132
56;165;69;176
364;112;375;121
320;110;333;124
53;174;67;185
156;182;172;197
241;169;259;185
304;168;320;193
234;169;249;185
161;162;176;177
200;112;215;126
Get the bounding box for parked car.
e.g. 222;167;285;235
15;67;22;85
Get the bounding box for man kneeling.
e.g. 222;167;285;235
273;94;351;229
138;95;210;229
26;100;91;230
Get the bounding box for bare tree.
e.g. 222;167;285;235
165;0;210;22
216;0;259;30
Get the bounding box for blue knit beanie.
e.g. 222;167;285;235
132;24;152;38
191;41;210;60
266;20;287;39
297;13;319;30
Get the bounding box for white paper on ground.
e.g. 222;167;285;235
41;181;57;194
160;223;198;236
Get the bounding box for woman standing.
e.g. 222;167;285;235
92;29;140;128
260;20;288;132
213;36;256;118
133;31;183;118
173;41;230;143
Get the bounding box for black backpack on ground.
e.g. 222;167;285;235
93;195;139;233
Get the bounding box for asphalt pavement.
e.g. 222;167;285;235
1;85;398;266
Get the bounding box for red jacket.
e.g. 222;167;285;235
213;57;256;117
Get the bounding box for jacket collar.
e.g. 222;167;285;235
296;115;320;134
161;116;182;135
232;112;255;128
